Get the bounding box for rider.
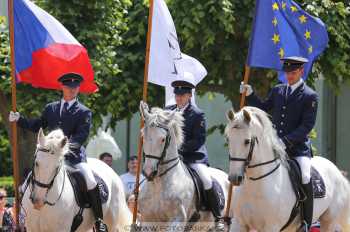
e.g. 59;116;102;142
9;73;108;232
240;56;318;231
166;73;225;231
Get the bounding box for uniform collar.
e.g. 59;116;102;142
177;102;190;113
287;78;303;94
61;98;77;109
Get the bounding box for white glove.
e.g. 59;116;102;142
9;111;20;122
239;82;253;96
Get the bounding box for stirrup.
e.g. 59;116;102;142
94;218;108;232
214;218;225;232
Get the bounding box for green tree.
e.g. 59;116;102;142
0;0;154;178
169;0;350;102
39;0;164;122
0;15;59;179
0;0;349;177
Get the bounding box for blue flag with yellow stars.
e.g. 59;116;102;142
247;0;329;82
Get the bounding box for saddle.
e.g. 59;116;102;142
287;159;326;200
281;159;326;231
66;164;109;208
185;165;225;212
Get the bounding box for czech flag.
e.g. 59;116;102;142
13;0;98;93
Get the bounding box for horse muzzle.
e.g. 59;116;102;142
31;197;45;210
142;169;157;182
228;174;244;186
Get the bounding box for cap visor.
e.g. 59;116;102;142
63;82;80;88
174;89;191;95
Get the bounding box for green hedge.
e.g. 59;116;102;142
0;176;14;197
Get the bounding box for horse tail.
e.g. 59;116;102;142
113;179;132;232
345;176;350;229
116;200;132;232
338;172;350;229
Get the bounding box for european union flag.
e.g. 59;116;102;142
247;0;329;82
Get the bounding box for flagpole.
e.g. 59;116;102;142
132;0;155;227
8;0;21;227
239;65;251;108
224;65;250;229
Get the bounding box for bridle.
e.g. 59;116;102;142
29;147;66;206
143;124;180;180
229;136;281;181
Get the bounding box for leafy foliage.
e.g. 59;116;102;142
0;124;12;176
169;0;350;102
303;0;350;90
0;176;14;197
0;0;349;176
38;0;164;124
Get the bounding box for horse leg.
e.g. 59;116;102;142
319;202;350;232
261;225;283;232
239;225;249;232
224;217;248;232
164;205;188;232
319;222;338;232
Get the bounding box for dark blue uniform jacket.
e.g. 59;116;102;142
166;103;208;164
18;100;92;164
247;82;318;157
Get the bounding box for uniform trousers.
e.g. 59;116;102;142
190;163;212;190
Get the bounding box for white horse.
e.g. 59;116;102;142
225;106;350;232
86;127;122;160
138;102;233;232
21;129;131;232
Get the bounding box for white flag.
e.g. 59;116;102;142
147;0;207;105
148;0;182;86
165;54;207;106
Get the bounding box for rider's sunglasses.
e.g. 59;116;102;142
0;195;6;200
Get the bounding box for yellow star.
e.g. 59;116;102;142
279;48;285;58
282;2;286;10
272;17;278;27
304;30;311;40
308;45;313;54
290;5;298;12
272;2;279;11
299;15;307;24
272;34;280;44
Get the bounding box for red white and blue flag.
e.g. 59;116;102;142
13;0;98;93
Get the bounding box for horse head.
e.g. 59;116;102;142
139;101;183;181
225;106;286;186
31;128;68;210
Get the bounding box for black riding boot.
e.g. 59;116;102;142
206;187;225;232
301;181;314;232
87;185;108;232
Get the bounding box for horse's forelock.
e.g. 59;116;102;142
244;107;287;161
42;129;69;157
225;107;287;161
144;107;184;146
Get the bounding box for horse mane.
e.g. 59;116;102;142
145;107;184;147
39;129;69;158
226;106;287;163
246;107;288;162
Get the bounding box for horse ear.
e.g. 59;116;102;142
140;101;150;120
37;128;45;146
243;109;251;124
226;109;235;121
60;136;68;148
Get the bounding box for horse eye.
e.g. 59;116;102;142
232;124;241;129
35;161;39;167
244;139;250;145
161;138;165;143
